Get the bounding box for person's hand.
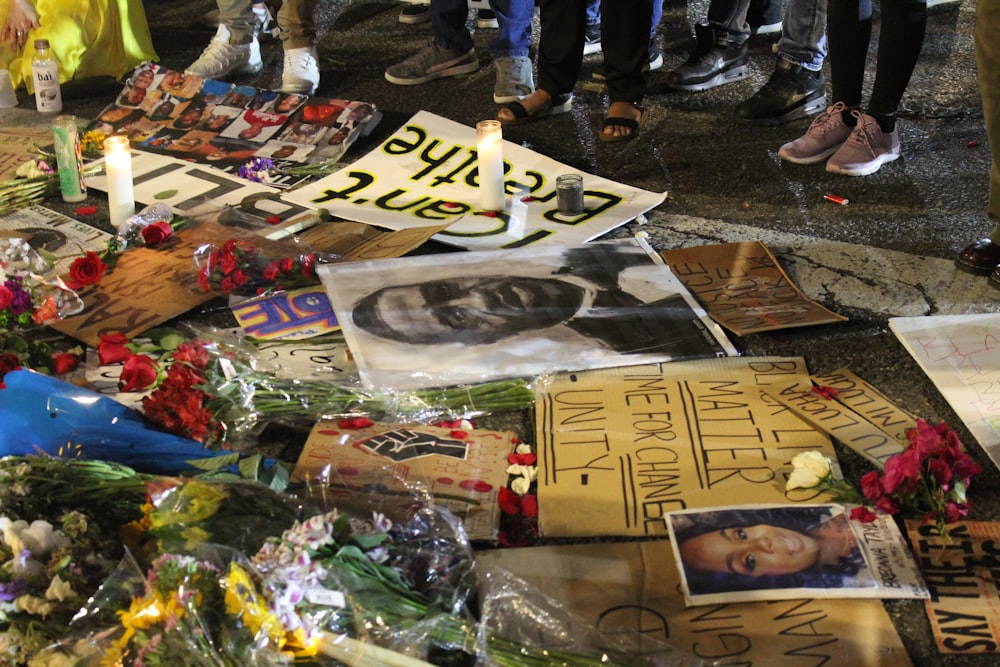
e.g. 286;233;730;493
1;0;40;51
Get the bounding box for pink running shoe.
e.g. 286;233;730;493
777;102;853;164
825;111;901;176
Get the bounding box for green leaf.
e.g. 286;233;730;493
238;454;262;480
155;189;178;199
185;452;240;471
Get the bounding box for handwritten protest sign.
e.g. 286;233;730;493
890;314;1000;471
477;541;914;666
0;126;51;181
295;422;513;541
284;111;666;250
660;241;847;335
535;357;835;538
906;520;1000;654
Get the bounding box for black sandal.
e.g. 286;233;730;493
498;93;573;126
599;104;646;143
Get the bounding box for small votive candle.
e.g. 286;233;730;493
556;173;584;215
103;135;135;229
476;120;505;211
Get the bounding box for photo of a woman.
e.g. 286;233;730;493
669;505;873;597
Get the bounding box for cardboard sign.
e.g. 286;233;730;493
535;357;836;538
766;380;906;469
890;314;1000;471
0;126;52;181
661;241;847;335
283;111;666;250
476;541;913;666
811;368;917;444
49;225;216;347
906;520;1000;653
294;422;513;542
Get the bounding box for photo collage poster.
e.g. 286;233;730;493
86;62;378;187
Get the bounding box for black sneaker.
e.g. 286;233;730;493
399;3;430;24
583;23;602;55
665;24;749;92
476;9;499;29
735;57;826;125
592;40;663;81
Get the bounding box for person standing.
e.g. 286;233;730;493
955;0;1000;282
186;0;320;95
777;0;927;176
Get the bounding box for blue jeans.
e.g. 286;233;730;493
431;0;475;53
585;0;662;39
777;0;827;71
490;0;534;58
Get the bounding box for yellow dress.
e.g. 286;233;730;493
0;0;158;91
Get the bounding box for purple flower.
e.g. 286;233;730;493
3;277;32;316
0;578;27;601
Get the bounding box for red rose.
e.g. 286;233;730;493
51;352;81;374
850;506;878;523
497;486;520;515
520;494;538;518
66;251;108;289
0;352;22;388
119;354;160;392
859;470;882;501
98;332;132;365
141;220;174;247
0;284;12;310
507;452;537;466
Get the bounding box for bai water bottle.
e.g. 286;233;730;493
31;39;62;114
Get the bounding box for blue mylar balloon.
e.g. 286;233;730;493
0;369;247;475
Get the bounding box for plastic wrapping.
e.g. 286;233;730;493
136;326;537;450
187;206;339;298
0;236;83;327
112;202;174;252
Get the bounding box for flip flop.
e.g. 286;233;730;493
598;105;646;143
498;93;573;127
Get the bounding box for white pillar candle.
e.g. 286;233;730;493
103;135;135;229
476;120;505;211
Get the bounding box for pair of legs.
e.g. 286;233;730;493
497;0;652;141
955;0;1000;279
778;0;926;176
188;0;319;93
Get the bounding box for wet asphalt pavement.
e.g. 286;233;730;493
3;0;999;664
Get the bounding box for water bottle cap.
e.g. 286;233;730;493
34;39;49;49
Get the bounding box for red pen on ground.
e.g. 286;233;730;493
824;193;849;206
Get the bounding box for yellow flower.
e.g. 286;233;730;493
786;451;832;491
221;562;287;648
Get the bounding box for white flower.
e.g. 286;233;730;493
14;594;54;617
514;443;533;455
786;451;833;491
45;575;74;602
1;519;68;555
510;476;532;496
506;464;537;482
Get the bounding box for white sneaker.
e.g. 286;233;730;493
282;46;320;94
186;24;262;79
494;56;533;103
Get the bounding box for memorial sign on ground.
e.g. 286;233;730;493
535;356;835;537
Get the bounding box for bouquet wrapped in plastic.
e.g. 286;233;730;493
0;237;83;328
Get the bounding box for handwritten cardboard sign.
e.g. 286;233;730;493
0;205;111;276
660;241;847;335
283;111;666;250
49;226;215;347
890;314;1000;471
766;373;909;469
906;520;1000;653
294;422;514;541
477;541;913;666
0;126;51;181
535;357;836;538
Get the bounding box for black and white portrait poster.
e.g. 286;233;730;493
317;237;736;390
665;503;929;606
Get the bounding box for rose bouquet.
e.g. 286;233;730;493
115;331;534;450
194;237;320;297
0;238;83;328
786;419;982;541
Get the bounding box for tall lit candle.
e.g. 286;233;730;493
103;135;135;229
476;120;505;211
